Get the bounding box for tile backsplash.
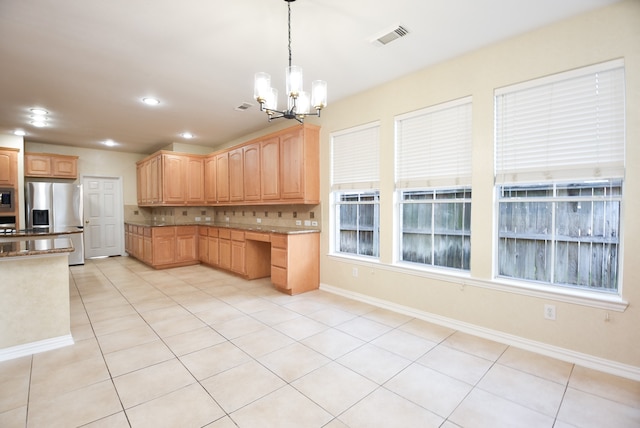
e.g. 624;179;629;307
124;204;321;230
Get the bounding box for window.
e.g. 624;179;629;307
334;191;380;257
395;97;472;270
495;60;625;292
498;181;621;291
331;123;380;258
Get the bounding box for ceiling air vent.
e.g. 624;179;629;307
234;102;253;112
371;25;409;47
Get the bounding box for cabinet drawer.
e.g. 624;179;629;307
143;227;152;238
177;226;197;235
270;234;288;249
271;266;288;288
208;227;219;237
198;227;208;237
219;228;231;239
231;230;245;242
152;226;176;237
245;231;270;242
271;247;287;268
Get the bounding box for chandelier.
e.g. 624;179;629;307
254;0;327;123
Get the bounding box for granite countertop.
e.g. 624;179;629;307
0;227;84;239
124;221;319;235
0;237;74;258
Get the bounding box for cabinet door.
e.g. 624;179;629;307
204;155;217;203
143;237;153;264
218;238;231;269
279;129;305;200
25;154;52;177
231;240;246;274
176;226;197;262
148;155;161;204
0;149;18;186
51;156;77;178
216;153;229;202
162;154;186;204
243;143;261;201
153;227;176;265
208;236;219;266
198;228;209;263
186;156;204;204
228;147;244;202
136;161;147;205
260;136;280;200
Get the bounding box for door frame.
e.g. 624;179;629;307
81;175;126;258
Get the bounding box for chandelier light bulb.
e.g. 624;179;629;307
286;66;303;98
254;72;271;103
311;80;328;109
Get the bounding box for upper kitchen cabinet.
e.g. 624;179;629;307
279;124;319;203
136;152;205;206
25;152;78;179
228;147;244;202
0;148;19;186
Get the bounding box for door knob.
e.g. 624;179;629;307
85;220;89;224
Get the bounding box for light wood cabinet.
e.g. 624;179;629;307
229;148;244;202
230;230;246;275
216;152;229;203
137;152;205;206
25;152;78;179
243;143;261;201
204;155;217;204
208;227;219;267
279;126;319;203
198;227;209;263
0;148;18;186
260;136;280;200
270;232;320;295
176;226;198;262
152;227;176;266
218;228;231;270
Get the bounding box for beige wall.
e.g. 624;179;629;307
318;0;640;371
25;142;145;205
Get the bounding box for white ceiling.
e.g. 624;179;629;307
0;0;621;154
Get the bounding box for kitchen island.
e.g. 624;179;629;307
0;236;74;361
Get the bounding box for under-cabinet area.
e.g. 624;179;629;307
125;223;319;295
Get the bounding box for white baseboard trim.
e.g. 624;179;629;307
320;283;640;382
0;335;75;362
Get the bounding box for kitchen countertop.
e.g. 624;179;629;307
0;227;84;239
0;237;73;258
124;221;319;235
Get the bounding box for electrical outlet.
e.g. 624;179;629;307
352;267;358;277
256;218;262;223
544;304;556;320
304;220;311;226
295;220;302;226
311;221;318;226
205;217;211;221
195;216;201;221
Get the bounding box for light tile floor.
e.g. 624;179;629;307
1;257;639;427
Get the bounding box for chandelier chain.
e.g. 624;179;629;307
287;1;292;68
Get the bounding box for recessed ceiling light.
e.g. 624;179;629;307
29;108;48;115
14;130;26;136
142;97;160;106
102;139;117;147
30;120;47;127
180;132;193;139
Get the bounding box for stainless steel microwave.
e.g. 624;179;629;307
0;188;14;211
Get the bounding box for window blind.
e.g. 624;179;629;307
331;122;380;191
495;59;625;184
395;97;472;189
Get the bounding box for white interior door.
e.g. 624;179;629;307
83;176;123;258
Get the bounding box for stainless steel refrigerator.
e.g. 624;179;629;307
25;182;85;265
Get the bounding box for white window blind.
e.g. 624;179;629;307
495;59;625;184
395;97;472;189
331;122;380;191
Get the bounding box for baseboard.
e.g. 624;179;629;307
0;335;75;362
320;283;640;382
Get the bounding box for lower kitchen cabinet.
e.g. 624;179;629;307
125;223;319;294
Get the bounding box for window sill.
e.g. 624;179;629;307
327;254;629;312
